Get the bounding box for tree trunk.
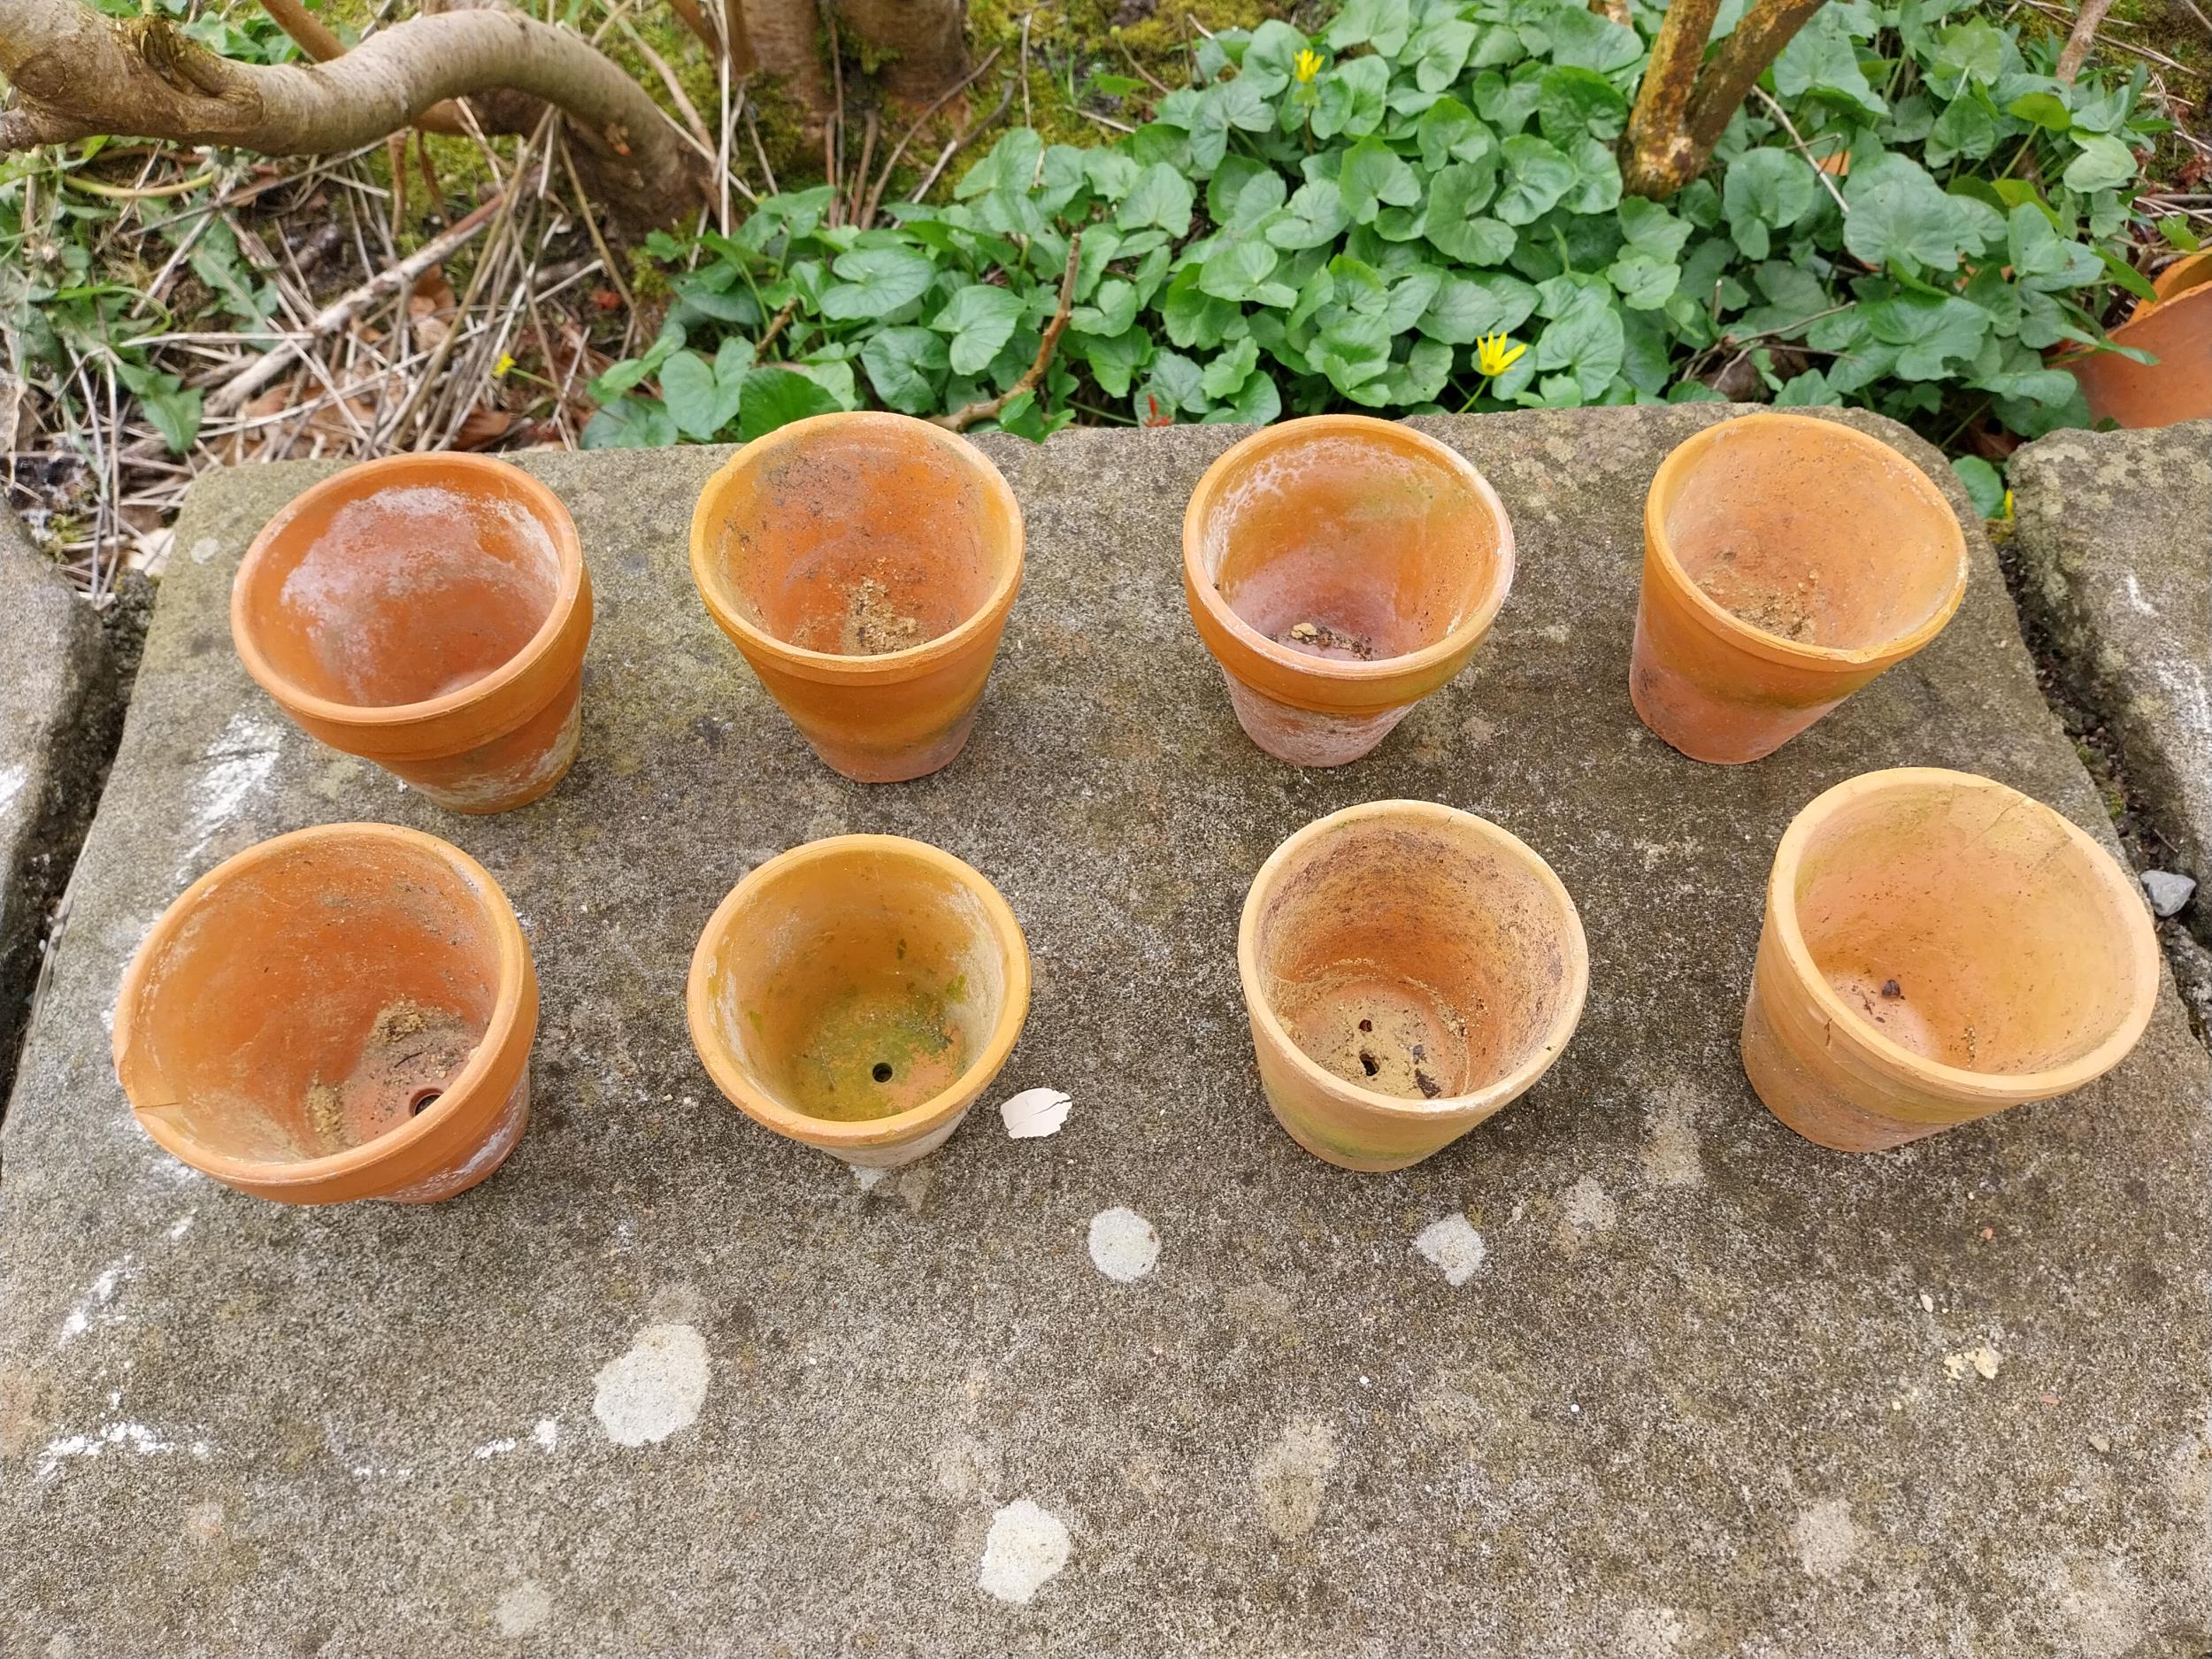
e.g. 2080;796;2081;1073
1622;0;1828;199
731;0;828;114
834;0;967;104
0;0;703;227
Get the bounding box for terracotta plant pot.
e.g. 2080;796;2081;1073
2062;250;2212;429
1237;800;1587;1171
113;824;539;1203
1630;413;1968;764
232;454;592;813
1183;416;1515;767
687;834;1032;1167
689;412;1025;782
1742;768;2159;1152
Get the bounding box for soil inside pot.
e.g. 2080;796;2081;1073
258;484;564;708
1663;424;1959;652
304;1000;480;1152
1272;960;1469;1100
780;973;967;1121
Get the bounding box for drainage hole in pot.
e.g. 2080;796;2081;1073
872;1062;894;1083
1358;1018;1372;1033
408;1087;443;1116
1359;1051;1379;1077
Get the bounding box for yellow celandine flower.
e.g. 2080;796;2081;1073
2001;488;2015;519
1475;332;1526;377
493;352;517;378
1293;48;1324;82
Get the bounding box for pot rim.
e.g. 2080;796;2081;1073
686;833;1033;1151
1236;798;1589;1121
230;453;588;735
1645;411;1969;672
112;822;534;1193
1766;766;2160;1102
1182;415;1517;696
688;412;1025;685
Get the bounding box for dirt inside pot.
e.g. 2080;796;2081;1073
1663;421;1960;651
1793;783;2151;1075
247;480;565;708
706;425;1018;658
1196;432;1504;664
1252;820;1575;1103
126;841;502;1164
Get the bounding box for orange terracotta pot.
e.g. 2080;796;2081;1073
233;454;592;813
689;413;1025;782
1237;800;1587;1171
1630;413;1968;764
2062;250;2212;429
687;834;1032;1167
1183;417;1515;767
113;823;539;1203
1742;768;2158;1152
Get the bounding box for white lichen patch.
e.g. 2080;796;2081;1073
1789;1497;1860;1580
0;762;27;818
58;1256;136;1345
1640;1084;1707;1190
1087;1206;1159;1282
1555;1176;1619;1251
494;1580;553;1639
1252;1418;1340;1541
1412;1213;1486;1286
999;1087;1072;1140
35;1418;209;1483
976;1499;1071;1604
532;1417;559;1451
1944;1345;2003;1381
178;710;283;877
592;1322;710;1447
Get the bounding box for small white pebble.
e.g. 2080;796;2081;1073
1918;1292;1935;1312
999;1087;1072;1140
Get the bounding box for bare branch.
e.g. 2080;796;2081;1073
2056;0;2116;81
1621;0;1723;197
1686;0;1825;153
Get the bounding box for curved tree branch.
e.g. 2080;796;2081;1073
0;0;703;226
255;0;468;134
1685;0;1824;150
1621;0;1828;198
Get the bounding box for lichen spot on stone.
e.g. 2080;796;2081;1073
1087;1206;1159;1282
592;1322;710;1448
1252;1418;1340;1541
977;1498;1071;1604
1412;1214;1486;1286
494;1580;551;1638
1789;1497;1860;1580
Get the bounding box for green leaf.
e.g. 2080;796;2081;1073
1606;250;1679;310
114;361;203;454
2006;90;2071;131
1951;455;2006;518
1417;271;1539;342
1773;6;1885;118
1771;368;1839;408
659;349;741;439
1932;19;2004;85
1201;335;1261;399
1863;293;1991;379
1210;157;1287;231
930;284;1025;375
1544;3;1640;73
1617;197;1691;263
819;244;935;319
1116;163;1195;235
1841;152;1996;273
581;395;678;449
1537;65;1627;143
1071;276;1139;337
1241;19;1310;96
1325;0;1411;57
1417;97;1494;171
1532;279;1624;398
2158;214;2203;253
1410;17;1477;91
1559;134;1624;216
2062;134;2136;194
737;368;841;441
1085;327;1153;398
1311;55;1390;140
1724;150;1817;260
1149;348;1208;414
1199;237;1294;306
1267;179;1352;250
2006;203;2104;291
1926;92;2001;166
859;326;949;415
1494;135;1576;226
956;127;1042;200
1339;138;1422;224
1084;150;1141;202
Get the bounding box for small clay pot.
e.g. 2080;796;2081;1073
1631;414;1968;764
687;835;1032;1167
2062;250;2212;429
1183;417;1515;767
113;824;539;1204
233;454;592;812
1238;800;1587;1171
1742;768;2159;1152
689;412;1024;782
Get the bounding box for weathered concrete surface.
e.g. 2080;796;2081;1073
2012;420;2212;925
0;512;109;1094
4;410;2207;1656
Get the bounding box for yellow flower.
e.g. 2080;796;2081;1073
2001;488;2015;519
1475;333;1526;377
1294;48;1324;82
493;352;516;378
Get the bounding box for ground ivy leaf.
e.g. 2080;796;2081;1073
1339;137;1422;225
1494;134;1576;226
1267;179;1353;250
819;244;935;320
1724;149;1817;259
1417;96;1494;171
658;349;741;439
1537;65;1627;143
1863;292;1991;378
2062;133;2136;194
1607;250;1679;310
931;284;1026;375
1417;271;1540;342
1841;152;1996;273
1116;163;1195;235
859;326;949;415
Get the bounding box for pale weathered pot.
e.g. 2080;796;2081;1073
687;834;1032;1167
2062;250;2212;429
1238;800;1587;1171
1184;417;1515;767
689;412;1025;782
1742;768;2159;1151
232;454;592;813
113;823;539;1203
1631;413;1968;764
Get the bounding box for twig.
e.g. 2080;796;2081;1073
910;80;1015;202
2056;0;2116;81
61;168;217;201
757;297;800;358
613;12;715;151
559;134;633;313
1078;108;1135;134
849;110;879;228
1020;8;1037;131
1753;86;1847;216
826;9;845;228
1114;34;1171;94
204;188;508;413
933;231;1080;433
862;43;1006;228
746;105;779;196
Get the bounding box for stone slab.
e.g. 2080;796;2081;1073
3;410;2207;1656
2012;419;2212;926
0;511;108;1090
